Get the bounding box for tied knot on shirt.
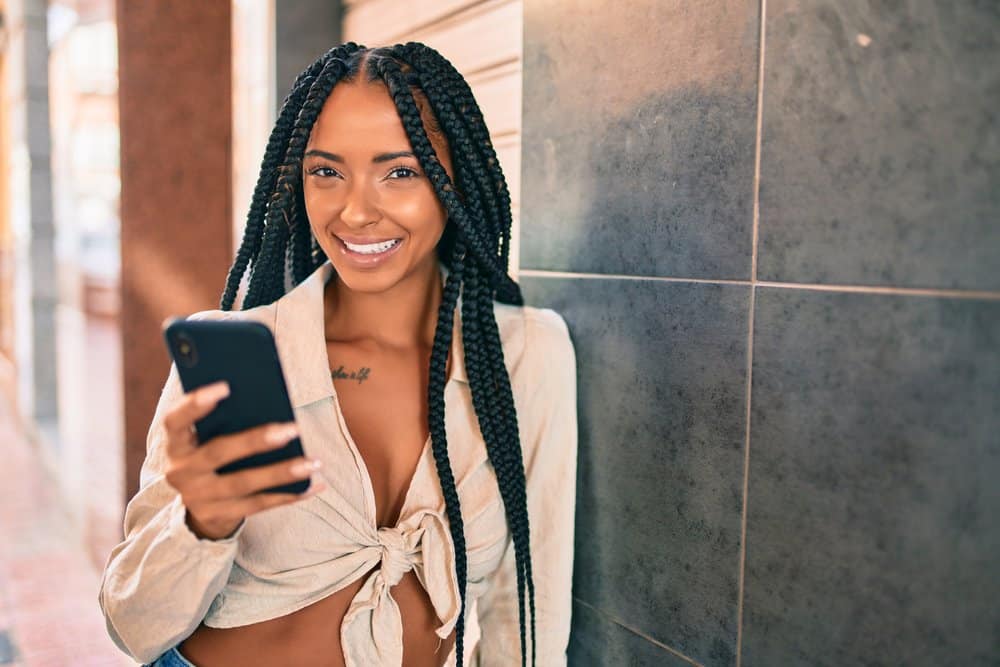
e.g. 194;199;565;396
376;526;414;587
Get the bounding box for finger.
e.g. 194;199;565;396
163;381;231;459
208;456;323;501
196;421;300;472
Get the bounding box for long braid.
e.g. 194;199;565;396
401;43;514;266
409;45;533;665
290;186;314;284
376;48;536;666
219;42;539;666
401;42;515;276
375;57;475;664
221;44;360;309
400;50;503;247
244;51;354;308
462;262;534;667
395;56;535;661
472;268;536;667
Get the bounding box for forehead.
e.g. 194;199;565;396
307;81;410;150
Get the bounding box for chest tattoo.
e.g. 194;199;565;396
331;364;371;384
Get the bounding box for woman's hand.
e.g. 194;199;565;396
161;380;326;540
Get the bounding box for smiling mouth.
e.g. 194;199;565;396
337;237;403;254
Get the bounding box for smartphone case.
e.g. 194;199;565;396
163;317;310;494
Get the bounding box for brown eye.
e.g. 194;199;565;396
308;166;339;178
386;166;419;180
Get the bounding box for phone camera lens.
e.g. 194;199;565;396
174;332;198;367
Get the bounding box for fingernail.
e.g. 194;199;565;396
290;458;322;477
266;423;298;445
198;382;230;406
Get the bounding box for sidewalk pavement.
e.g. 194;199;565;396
0;363;133;667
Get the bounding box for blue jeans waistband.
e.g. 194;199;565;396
145;645;198;667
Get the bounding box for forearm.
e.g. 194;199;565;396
98;479;242;663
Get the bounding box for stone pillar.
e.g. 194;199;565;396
117;1;232;499
4;0;58;425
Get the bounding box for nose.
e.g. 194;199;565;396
339;177;380;228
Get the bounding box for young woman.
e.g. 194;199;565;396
99;42;578;667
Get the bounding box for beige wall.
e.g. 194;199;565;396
232;0;274;257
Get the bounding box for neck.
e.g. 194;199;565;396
323;255;443;350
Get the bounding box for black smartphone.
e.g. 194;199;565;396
162;317;310;495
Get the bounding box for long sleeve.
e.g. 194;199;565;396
472;309;578;666
97;358;246;664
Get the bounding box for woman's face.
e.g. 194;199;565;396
302;80;454;293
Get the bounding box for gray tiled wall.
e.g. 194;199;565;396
274;1;342;117
521;0;760;281
744;291;1000;665
757;2;1000;290
520;1;1000;665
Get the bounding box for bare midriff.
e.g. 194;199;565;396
178;567;458;667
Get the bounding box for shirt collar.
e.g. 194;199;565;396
273;258;467;409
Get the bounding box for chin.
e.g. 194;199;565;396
322;245;404;291
334;271;403;294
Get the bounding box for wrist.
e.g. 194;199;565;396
185;509;243;541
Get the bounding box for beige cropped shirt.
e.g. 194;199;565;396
98;259;578;666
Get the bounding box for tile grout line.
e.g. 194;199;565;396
518;270;753;285
518;270;1000;301
756;281;1000;300
572;597;705;666
736;0;768;663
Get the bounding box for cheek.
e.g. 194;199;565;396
382;184;448;230
302;183;328;224
386;194;441;224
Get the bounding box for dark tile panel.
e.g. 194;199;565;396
274;0;341;115
521;276;750;666
521;0;759;280
744;288;1000;666
758;2;1000;289
568;600;693;667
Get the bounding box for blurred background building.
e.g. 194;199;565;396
0;1;997;666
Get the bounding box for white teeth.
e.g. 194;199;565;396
342;238;401;254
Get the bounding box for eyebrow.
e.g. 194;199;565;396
303;149;416;163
